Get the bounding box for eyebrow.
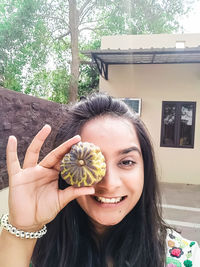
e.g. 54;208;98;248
119;146;142;156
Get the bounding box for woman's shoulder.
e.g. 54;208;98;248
165;228;200;267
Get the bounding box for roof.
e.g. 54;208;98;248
82;47;200;80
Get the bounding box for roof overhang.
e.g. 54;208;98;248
82;47;200;80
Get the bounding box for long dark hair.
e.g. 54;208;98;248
32;93;168;267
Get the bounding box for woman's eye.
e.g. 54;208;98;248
119;160;136;167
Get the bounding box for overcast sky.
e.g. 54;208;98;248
180;1;200;33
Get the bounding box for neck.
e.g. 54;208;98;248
90;218;111;236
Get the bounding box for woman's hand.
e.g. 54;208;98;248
6;125;95;232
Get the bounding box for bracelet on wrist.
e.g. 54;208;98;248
0;214;47;239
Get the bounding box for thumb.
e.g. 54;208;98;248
58;186;95;210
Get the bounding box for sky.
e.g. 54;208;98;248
180;1;200;33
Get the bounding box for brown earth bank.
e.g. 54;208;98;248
0;87;69;189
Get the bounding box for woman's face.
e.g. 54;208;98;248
76;116;144;234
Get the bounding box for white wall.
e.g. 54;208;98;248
0;187;9;215
101;33;200;49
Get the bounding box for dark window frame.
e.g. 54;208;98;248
160;101;196;148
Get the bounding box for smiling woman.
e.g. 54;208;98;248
0;93;199;267
77;116;144;229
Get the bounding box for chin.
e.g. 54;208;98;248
94;216;123;227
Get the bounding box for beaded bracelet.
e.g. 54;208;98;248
0;214;47;239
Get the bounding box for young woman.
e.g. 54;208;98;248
0;93;199;267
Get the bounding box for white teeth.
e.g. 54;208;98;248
96;196;123;203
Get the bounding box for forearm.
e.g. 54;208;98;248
0;229;36;267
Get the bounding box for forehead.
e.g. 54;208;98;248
80;116;141;152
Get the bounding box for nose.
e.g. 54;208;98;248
96;162;122;191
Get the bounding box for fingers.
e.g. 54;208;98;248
58;186;95;210
39;135;81;169
23;125;51;168
6;136;21;177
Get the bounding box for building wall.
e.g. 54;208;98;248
101;33;200;49
100;63;200;184
0;188;8;215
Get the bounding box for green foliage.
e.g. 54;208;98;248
3;71;21;92
78;38;101;97
79;64;99;98
94;0;191;36
50;69;70;103
25;68;70;103
0;0;51;95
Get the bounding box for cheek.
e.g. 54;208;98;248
125;165;144;190
127;173;144;202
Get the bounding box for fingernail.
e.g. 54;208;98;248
44;124;51;128
8;135;16;141
74;135;81;139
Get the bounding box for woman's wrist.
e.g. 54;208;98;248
0;214;47;239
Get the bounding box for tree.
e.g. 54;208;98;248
68;0;80;102
93;0;190;35
0;0;51;92
0;0;194;103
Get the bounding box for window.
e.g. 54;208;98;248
176;41;185;48
160;101;196;148
120;98;142;116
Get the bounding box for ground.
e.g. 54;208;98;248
160;182;200;245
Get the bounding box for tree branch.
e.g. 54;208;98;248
55;31;70;40
80;60;96;65
47;0;56;9
48;16;69;27
79;2;97;25
61;39;69;47
79;26;104;33
79;19;99;25
80;3;98;24
79;0;94;17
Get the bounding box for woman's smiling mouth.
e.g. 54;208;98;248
93;196;127;204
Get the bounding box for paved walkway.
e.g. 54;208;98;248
160;182;200;245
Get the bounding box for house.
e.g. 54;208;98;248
83;33;200;184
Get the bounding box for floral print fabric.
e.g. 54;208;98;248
166;229;200;267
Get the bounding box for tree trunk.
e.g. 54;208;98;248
68;0;80;103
